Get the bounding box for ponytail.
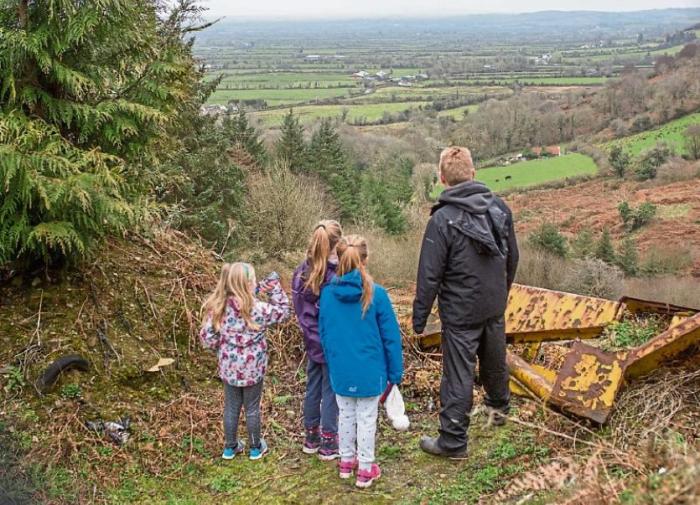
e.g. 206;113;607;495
336;235;373;316
304;220;342;295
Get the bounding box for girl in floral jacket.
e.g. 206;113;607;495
200;262;290;461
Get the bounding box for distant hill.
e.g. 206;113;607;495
198;9;700;45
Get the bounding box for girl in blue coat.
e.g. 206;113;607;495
319;235;403;489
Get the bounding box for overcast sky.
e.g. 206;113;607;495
200;0;700;20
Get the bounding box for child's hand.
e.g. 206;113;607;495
257;272;281;295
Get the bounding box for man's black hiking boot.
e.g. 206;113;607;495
419;436;467;459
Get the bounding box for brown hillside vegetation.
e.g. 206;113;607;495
507;175;700;275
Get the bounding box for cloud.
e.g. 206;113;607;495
200;0;698;19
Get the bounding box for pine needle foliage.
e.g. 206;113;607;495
0;0;205;268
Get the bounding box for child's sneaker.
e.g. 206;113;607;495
356;463;381;488
302;426;321;454
221;441;245;460
318;432;339;461
249;439;269;461
338;458;358;479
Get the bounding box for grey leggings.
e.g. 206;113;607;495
224;380;264;449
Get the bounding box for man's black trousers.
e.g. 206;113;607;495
437;315;510;452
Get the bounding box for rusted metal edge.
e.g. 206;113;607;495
625;311;700;379
619;296;700;316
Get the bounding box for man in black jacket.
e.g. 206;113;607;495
413;146;519;458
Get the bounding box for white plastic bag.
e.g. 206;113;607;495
384;385;410;431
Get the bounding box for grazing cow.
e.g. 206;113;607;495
495;179;500;182
505;175;512;180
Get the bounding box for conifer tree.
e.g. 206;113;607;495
570;228;596;258
595;229;616;264
275;109;307;173
309;118;345;179
222;108;267;165
0;0;205;268
307;118;361;216
615;236;639;276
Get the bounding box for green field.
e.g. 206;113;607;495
606;112;700;156
431;153;599;196
216;71;354;87
208;87;354;105
251;101;429;126
464;76;608;86
437;103;479;119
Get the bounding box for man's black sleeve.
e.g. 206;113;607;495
413;215;449;334
505;210;519;290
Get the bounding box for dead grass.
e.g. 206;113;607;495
623;276;700;308
514;245;571;292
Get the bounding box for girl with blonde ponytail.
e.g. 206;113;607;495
319;235;404;488
292;219;343;459
200;263;290;461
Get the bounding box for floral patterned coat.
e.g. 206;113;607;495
200;273;290;387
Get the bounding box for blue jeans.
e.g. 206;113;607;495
303;359;338;434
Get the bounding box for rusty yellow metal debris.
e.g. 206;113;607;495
546;312;700;423
625;312;700;379
550;343;628;423
507;352;555;401
408;283;700;424
506;284;623;342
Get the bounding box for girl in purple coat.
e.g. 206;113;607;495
292;220;343;460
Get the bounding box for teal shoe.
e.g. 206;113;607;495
249;439;269;461
222;441;245;460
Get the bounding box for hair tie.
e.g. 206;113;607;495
346;244;356;248
315;224;326;230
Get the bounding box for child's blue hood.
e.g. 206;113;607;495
331;269;363;303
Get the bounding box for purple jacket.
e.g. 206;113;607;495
292;260;337;363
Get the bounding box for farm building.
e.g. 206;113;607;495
532;145;562;157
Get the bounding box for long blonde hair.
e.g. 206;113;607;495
202;262;258;331
304;219;343;296
336;235;373;316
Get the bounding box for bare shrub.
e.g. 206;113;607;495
563;258;623;299
623;276;700;308
656;157;700;184
244;162;337;260
514;244;570;292
640;246;694;276
413;162;437;202
360;228;422;286
356;202;429;286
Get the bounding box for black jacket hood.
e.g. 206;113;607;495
432;181;494;216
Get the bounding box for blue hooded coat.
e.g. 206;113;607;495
319;269;403;397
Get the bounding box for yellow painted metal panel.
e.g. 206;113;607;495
506;284;623;340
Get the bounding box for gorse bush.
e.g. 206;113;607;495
608;145;630;178
635;143;672;180
527;223;568;258
618;201;657;231
0;0;204;269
